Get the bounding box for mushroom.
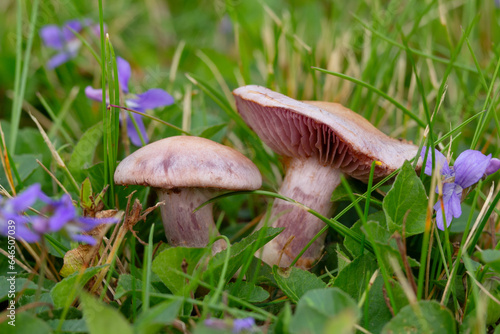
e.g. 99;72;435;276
233;85;420;269
114;136;262;251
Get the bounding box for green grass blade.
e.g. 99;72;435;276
312;67;426;128
9;0;40;153
142;224;155;312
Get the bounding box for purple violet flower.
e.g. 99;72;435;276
232;318;256;333
204;317;256;333
85;57;174;146
421;147;500;230
40;19;101;69
0;184;117;245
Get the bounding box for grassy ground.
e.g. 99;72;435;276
1;0;500;333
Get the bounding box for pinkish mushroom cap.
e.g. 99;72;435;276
233;85;419;182
114;136;262;249
115;136;261;190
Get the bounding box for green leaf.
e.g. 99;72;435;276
18;292;53;314
273;266;327;303
152;247;205;295
80;292;133;334
476;249;500;273
68;122;103;182
289;288;359;334
0;311;53;333
0;277;43;301
0;153;41;188
80;178;93;209
364;276;409;333
273;302;292;334
50;265;107;308
332;253;378;300
85;162;105;193
345;220;420;270
46;319;87;333
198;123;227;139
245;256;277;286
134;300;182;334
115;274;159;299
381;301;456;334
203;227;283;284
383;160;427;236
13;154;41;182
226;282;270;303
323;309;360;334
344;211;386;257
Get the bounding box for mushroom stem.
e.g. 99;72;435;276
258;158;342;269
156;188;219;248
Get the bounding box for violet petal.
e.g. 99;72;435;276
7;184;43;212
454;150;491;188
485;158;500;176
71;234;96;245
126;112;149;146
117;57;131;93
40;25;65;49
62;19;84;41
85;86;104;102
48;196;76;231
233;318;255;333
77;217;117;232
128;88;174;110
16;223;41;243
421;146;451;177
47;51;76;69
434;183;462;230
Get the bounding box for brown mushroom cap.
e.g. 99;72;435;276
233;85;420;182
114;136;262;190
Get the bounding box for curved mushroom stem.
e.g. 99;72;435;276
156;188;225;253
257;158;342;269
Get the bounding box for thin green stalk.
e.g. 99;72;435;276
149;292;274;321
199;190;374;253
10;0;22;152
207;235;231;314
68;26;102;66
142;224;155;313
471;53;500;148
47;86;79;140
467;185;500;255
417;167;437;301
36;93;73;143
105;39;119;206
440;188;480;305
399;30;436;174
364;161;377;221
99;255;118;301
130;237;137;321
311;67;425;128
340;177;398;314
167;266;277;321
352;14;478;74
417;214;432;300
108;105;191;136
10;0;40;153
44;234;69;256
98;0;109;206
465;37;489;92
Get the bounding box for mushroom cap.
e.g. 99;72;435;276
233;85;420;182
114;136;262;190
